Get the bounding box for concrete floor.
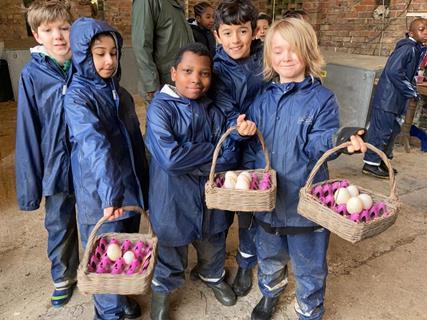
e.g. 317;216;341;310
1;99;427;320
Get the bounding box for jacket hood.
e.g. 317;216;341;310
70;17;122;83
395;37;419;50
155;84;213;106
266;75;320;94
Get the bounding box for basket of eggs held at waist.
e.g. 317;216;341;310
205;126;277;212
298;142;400;244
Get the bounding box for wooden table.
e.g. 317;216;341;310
400;82;427;152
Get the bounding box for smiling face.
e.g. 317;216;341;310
197;6;215;30
171;51;212;100
270;31;306;83
90;34;118;79
33;19;71;65
215;21;253;60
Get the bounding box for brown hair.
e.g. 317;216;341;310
263;18;324;81
27;0;72;31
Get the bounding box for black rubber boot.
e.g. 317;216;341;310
232;267;253;297
251;296;279;320
123;298;142;319
362;163;389;179
380;161;397;174
150;292;170;320
206;280;237;306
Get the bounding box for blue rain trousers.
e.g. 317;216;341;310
152;231;227;293
45;192;79;288
256;225;330;320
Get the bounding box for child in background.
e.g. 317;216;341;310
282;9;310;22
15;0;78;307
64;18;149;319
255;12;272;42
145;42;255;319
363;18;427;178
212;0;265;298
190;2;216;57
244;18;366;320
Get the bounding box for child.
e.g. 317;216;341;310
15;0;78;307
363;18;427;178
64;17;149;319
145;42;255;319
282;9;310;22
190;2;216;57
255;12;272;42
212;0;265;298
244;19;366;320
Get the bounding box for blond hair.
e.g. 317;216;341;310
27;0;72;32
263;18;324;81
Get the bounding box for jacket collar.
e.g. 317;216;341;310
156;84;212;106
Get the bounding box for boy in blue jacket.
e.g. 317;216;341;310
145;42;255;319
363;18;427;178
15;0;78;307
212;0;266;298
245;19;366;320
64;18;149;319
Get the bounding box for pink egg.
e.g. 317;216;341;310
334;204;348;216
322;184;333;197
339;180;350;188
360;209;370;223
311;185;323;198
348;212;361;223
323;194;335;208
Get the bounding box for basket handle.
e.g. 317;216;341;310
84;206;153;256
303;142;398;201
208;126;271;186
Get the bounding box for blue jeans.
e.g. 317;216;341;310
364;108;402;165
79;214;141;320
45;192;79;288
256;225;330;320
236;213;257;269
152;231;226;293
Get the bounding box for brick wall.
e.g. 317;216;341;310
1;0;426;56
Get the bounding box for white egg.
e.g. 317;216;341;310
346;197;363;214
346;185;359;197
358;193;373;210
239;171;252;181
235;176;250;190
223;178;236;189
123;251;135;265
106;243;122;261
224;171;238;181
237;173;251;184
334;187;351;205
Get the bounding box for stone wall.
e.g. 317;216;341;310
1;0;426;56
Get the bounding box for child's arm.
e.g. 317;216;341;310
305;95;341;160
145;101;217;175
64;93;125;210
385;47;418;99
15;74;43;210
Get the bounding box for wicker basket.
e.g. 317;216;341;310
77;206;157;295
298;142;400;244
205;126;277;212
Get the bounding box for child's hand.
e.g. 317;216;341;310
237;114;257;136
104;207;125;221
346;130;367;154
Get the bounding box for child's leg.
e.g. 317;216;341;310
151;244;188;293
193;231;227;281
364;109;400;165
255;226;289;298
232;213;257;297
192;231;236;306
384;115;404;159
79;214;141;320
288;229;330;320
44;193;79;306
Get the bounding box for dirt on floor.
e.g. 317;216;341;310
1;99;426;320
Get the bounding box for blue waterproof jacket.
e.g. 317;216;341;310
245;77;340;228
64;18;148;225
145;85;238;246
15;47;73;210
372;38;424;115
212;40;266;119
